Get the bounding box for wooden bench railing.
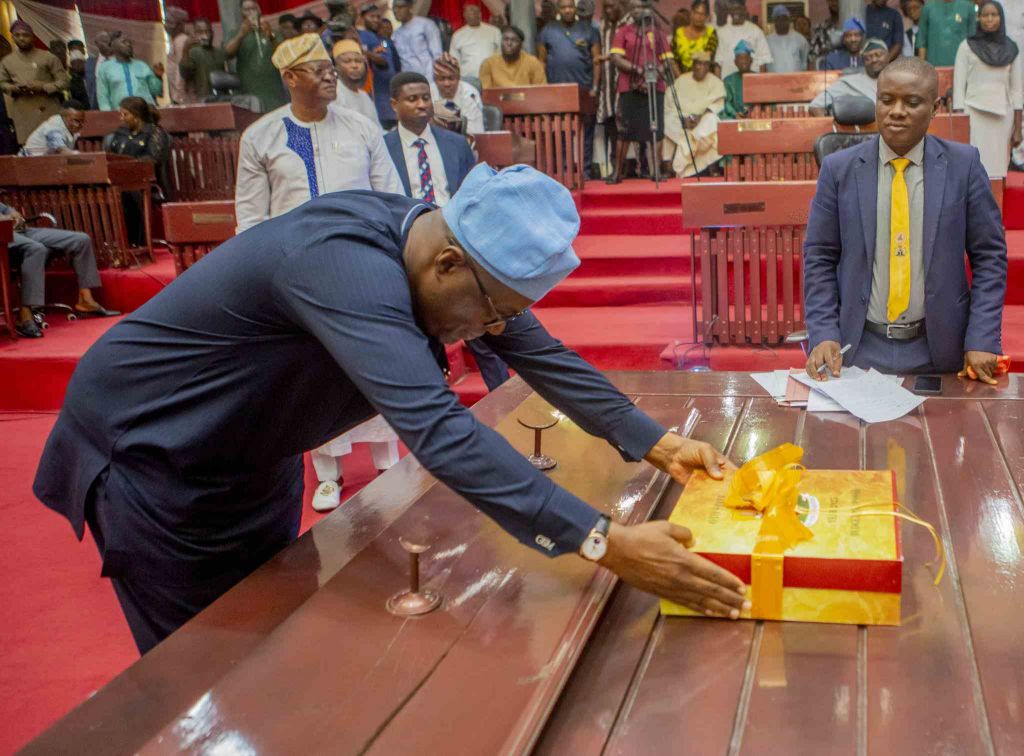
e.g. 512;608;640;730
482;84;595;190
160;200;236;274
683;181;816;345
718;113;970;181
741;67;953;119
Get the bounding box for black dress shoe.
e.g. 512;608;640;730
16;319;43;338
604;172;622;185
74;305;121;318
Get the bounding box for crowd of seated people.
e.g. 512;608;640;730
4;0;1021;344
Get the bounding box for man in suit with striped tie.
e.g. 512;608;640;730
385;70;511;391
803;57;1007;383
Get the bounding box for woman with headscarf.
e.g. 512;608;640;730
953;0;1022;178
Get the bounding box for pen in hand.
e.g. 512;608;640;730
816;343;852;375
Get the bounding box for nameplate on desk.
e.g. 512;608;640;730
499;92;526;101
192;213;234;224
737;120;772;132
724;201;766;214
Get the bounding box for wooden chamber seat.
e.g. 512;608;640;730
741;67;953;119
482;83;595;190
77;104;258;202
683;180;817;345
718;113;970;181
160;200;236;274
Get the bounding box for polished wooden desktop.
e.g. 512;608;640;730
24;371;1024;755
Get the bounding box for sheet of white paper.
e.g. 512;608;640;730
751;371;789;398
798;368;902;412
812;369;924;423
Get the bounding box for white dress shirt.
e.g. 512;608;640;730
397;123;451;206
429;79;485;133
335;84;381;126
449;22;502;79
234;104;401;233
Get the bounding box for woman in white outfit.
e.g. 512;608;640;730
953;0;1022;179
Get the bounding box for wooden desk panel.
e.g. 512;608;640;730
27;372;1022;755
79;103;258;139
743;71;843;105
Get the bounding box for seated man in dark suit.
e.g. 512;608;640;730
385;70;511;391
1;201;118;337
803;57;1007;383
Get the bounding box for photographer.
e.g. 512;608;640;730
226;0;288;112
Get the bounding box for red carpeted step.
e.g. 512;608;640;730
579;207;683;235
542;275;690;307
577;177;683;210
0;316;119;411
572;235;690;277
43;251;176;314
1005;173;1024;230
1004;230;1024;304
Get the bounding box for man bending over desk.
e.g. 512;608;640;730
803;57;1006;383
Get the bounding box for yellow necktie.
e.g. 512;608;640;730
887;157;911;323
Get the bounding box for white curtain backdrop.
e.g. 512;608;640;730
11;0;84;45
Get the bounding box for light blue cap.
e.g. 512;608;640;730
441;163;581;302
734;39;754;55
771;5;789;18
843;17;865;33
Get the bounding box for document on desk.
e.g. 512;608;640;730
750;370;792;399
811;368;925;423
790;367;902;413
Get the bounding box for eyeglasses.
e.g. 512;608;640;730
291;63;338;79
466;259;526;330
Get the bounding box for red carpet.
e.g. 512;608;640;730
0;410;396;754
3;176;1024;750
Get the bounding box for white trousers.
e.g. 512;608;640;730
310;441;400;482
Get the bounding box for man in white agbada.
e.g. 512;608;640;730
664;52;725;177
233;33;403;512
716;0;773;78
332;38;381;125
766;5;809;73
449;3;502;80
808;38;890;115
235;33;398;230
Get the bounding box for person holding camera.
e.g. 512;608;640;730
226;0;288;112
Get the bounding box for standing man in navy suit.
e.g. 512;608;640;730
803;57;1007;383
386;70;510;390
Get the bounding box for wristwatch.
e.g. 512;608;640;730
579;515;612;562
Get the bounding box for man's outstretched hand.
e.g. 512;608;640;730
600;521;750;618
644;431;736;484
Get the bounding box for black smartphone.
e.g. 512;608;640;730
913;375;942;395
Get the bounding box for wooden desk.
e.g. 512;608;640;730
719;113;970;181
0;218;14;338
741;67;953;119
79;104;258;203
160;200;236;274
0;153;155;267
482;84;596;190
683;181;816;345
25;371;1024;755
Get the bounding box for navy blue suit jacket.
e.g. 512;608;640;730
384;125;476;198
803;135;1007;372
85;57;99;110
